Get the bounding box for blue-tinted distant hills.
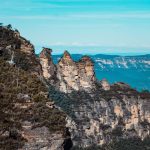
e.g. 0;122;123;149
52;54;150;91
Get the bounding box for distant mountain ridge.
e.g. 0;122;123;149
51;54;150;91
93;54;150;70
52;54;150;70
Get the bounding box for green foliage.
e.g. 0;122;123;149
6;24;12;29
0;58;66;149
72;144;102;150
103;138;150;150
72;137;150;150
0;23;3;26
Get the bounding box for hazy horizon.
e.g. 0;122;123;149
35;45;150;56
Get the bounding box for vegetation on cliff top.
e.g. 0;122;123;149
0;57;66;149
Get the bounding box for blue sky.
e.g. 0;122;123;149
0;0;150;54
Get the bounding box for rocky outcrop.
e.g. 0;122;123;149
57;51;80;93
38;49;150;148
0;26;34;55
0;26;70;150
0;26;41;74
77;56;96;91
54;51;95;93
22;124;64;150
101;78;110;91
40;50;96;93
39;47;56;81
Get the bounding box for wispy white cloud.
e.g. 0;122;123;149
1;11;150;20
45;41;150;48
48;42;102;46
71;12;150;19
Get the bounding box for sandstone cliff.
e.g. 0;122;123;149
65;85;150;147
0;25;150;149
39;50;96;93
39;49;150;148
39;47;56;81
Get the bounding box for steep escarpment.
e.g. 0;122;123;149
0;25;69;150
66;85;150;147
39;49;150;148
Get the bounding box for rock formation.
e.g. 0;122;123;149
38;48;150;148
0;25;150;149
66;89;150;147
40;50;96;93
40;50;150;148
0;26;41;74
39;47;56;80
77;56;96;91
0;26;69;150
57;51;79;93
101;78;110;91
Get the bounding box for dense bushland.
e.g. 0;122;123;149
0;58;66;149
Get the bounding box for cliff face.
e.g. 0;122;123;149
39;50;96;93
0;26;69;150
66;86;150;147
57;51;80;93
39;47;56;81
77;56;96;91
39;49;150;148
0;26;34;54
1;26;150;149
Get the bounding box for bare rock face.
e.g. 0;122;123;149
57;51;79;93
77;56;96;90
101;78;110;91
57;51;96;93
65;89;150;147
39;47;56;80
39;50;96;93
